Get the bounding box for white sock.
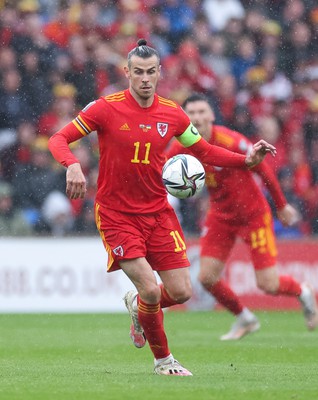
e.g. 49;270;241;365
154;353;173;366
299;283;310;302
239;308;255;321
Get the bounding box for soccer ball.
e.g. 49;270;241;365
162;154;205;199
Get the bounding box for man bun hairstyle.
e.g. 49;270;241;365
137;38;147;46
127;38;160;68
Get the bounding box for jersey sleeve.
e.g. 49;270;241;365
253;161;287;209
176;123;202;147
48;122;83;167
174;106;202;145
73;98;106;135
188;137;246;168
49;98;106;168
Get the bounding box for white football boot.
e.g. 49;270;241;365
154;354;193;376
220;309;260;341
123;290;146;348
299;282;318;330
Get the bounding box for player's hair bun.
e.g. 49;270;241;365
137;38;147;46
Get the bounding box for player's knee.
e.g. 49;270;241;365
170;286;192;304
140;284;162;304
198;271;218;290
257;280;279;294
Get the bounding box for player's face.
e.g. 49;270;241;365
184;100;215;139
125;55;161;106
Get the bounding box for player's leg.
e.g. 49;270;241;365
199;256;243;315
121;257;171;354
157;266;192;308
199;217;259;340
96;205;192;374
122;256;160;349
123;262;192;376
146;205;192;313
255;266;318;330
143;207;193;375
96;206;166;355
248;212;318;330
153;267;192;376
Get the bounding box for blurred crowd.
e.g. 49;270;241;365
0;0;318;237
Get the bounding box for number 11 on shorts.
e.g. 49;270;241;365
170;230;186;252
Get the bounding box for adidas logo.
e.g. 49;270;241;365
119;123;130;131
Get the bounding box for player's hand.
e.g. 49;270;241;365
245;140;277;168
277;204;301;226
66;163;87;199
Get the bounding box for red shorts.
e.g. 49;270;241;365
95;203;190;272
201;212;277;270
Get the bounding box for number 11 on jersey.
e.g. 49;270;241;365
131;142;151;164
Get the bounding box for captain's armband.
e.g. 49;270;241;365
176;123;202;147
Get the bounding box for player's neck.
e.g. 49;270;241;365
129;88;155;108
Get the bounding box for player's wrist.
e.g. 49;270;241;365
244;155;255;169
67;161;81;169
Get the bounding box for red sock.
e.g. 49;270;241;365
159;283;178;308
138;298;170;359
277;276;301;296
207;280;244;315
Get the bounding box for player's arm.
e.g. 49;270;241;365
253;161;301;226
49;122;83;168
176;123;276;168
48;122;87;200
49;100;102;200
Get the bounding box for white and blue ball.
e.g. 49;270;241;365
162;154;205;199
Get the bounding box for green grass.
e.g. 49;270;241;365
0;311;317;400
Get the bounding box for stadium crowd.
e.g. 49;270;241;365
0;0;318;237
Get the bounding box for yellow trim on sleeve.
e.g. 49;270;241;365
72;119;87;136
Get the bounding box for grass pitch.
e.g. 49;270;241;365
0;311;317;400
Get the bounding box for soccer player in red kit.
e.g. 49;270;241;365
48;39;276;375
166;93;318;340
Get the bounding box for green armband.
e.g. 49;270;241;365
176;123;202;147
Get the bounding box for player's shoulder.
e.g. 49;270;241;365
102;90;126;103
213;125;249;147
157;95;179;109
213;125;252;154
213;125;236;147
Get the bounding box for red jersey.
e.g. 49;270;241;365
75;90;192;213
166;125;286;222
49;90;247;214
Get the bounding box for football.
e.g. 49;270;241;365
162;154;206;199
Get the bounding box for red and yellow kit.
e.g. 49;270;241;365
49;90;247;214
166;125;287;269
49;91;248;271
73;90;192;214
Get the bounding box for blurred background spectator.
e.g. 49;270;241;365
0;180;33;236
0;0;318;237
